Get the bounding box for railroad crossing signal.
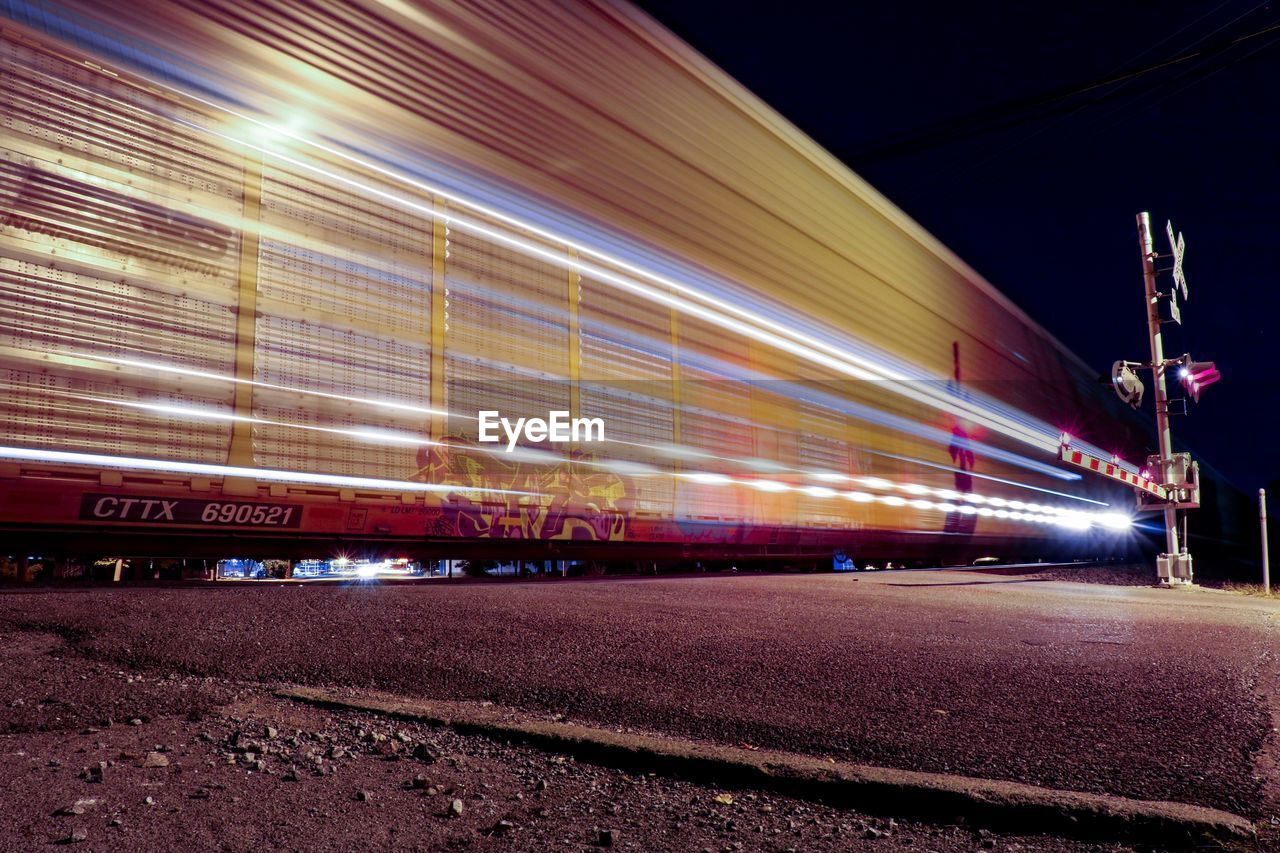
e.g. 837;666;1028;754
1088;213;1219;586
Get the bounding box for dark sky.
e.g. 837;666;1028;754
635;0;1279;496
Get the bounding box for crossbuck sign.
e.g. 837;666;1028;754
1165;220;1188;324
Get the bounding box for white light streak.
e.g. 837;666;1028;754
63;390;1133;532
89;355;449;417
1097;513;1133;530
77;395;433;447
27;68;1142;525
143;97;1071;455
857;477;893;490
0;446;539;496
681;472;734;485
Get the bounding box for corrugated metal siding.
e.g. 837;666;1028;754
444;226;569;446
253;162;432;477
0;37;237;460
578;275;675;513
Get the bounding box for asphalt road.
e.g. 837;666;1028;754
2;570;1277;821
0;643;1109;853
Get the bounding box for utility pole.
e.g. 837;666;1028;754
1262;489;1270;596
1136;213;1187;585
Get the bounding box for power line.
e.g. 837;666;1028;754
893;11;1280;196
842;15;1280;165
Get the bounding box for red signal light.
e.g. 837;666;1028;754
1178;357;1219;403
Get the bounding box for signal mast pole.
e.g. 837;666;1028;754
1136;212;1182;572
1072;213;1211;585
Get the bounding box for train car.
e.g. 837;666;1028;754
0;0;1149;572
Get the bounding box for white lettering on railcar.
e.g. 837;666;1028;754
92;497;177;520
477;410;605;452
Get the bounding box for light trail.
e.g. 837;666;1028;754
671;471;1130;530
0;445;539;496
26;388;1125;528
858;449;1111;505
89;355;450;418
14;58;1116;481
1;438;1128;533
71;395;434;447
27;43;1075;461
74;353;1098;503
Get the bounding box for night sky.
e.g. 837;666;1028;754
636;0;1279;497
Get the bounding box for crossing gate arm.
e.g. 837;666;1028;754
1058;445;1168;502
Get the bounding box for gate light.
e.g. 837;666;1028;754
1176;355;1219;403
1110;361;1145;409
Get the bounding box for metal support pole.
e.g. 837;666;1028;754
1262;489;1271;595
1137;213;1186;584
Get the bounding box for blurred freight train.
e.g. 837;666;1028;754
0;0;1182;571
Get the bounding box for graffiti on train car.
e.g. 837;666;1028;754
944;424;979;536
413;437;629;541
0;161;232;275
946;343;979;536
